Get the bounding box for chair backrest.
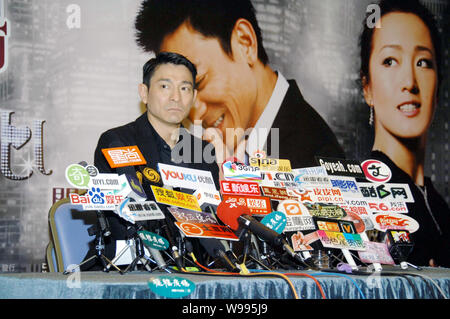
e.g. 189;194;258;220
45;241;57;272
48;198;97;272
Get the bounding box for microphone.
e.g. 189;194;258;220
96;210;111;237
101;141;151;202
77;161;112;237
384;229;415;269
216;200;314;269
159;215;184;271
115;164;139;178
116;174;147;202
199;238;239;272
184;239;239;272
78;160;89;168
199;204;240;272
131;224;168;271
99;143;173;271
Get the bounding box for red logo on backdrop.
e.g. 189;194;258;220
222;195;272;216
361;159;392;183
0;16;9;72
220;180;261;196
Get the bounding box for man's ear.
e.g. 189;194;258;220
230;18;258;67
138;83;149;104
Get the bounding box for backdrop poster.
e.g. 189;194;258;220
0;0;448;272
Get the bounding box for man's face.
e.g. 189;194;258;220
160;22;259;148
142;63;197;128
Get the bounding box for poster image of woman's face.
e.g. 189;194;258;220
363;12;438;142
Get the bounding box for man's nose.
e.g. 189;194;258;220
170;88;181;102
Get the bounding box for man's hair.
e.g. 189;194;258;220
135;0;269;65
143;51;198;88
359;0;442;86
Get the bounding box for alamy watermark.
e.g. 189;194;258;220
171;125;280;164
66;4;81;29
66;264;81;289
366;4;381;29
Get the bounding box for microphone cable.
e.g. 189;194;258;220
175;248;446;299
278;272;327;299
326;250;439;298
189;251;235;275
320;267;447;299
374;271;448;299
248;269;327;299
300;269;445;299
349;269;420;299
176;251;300;299
174;241;446;300
409;272;448;299
307;272;365;299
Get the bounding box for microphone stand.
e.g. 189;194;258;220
64;211;122;274
160;218;184;271
122;225;153;273
107;224;154;273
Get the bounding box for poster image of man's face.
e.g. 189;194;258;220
160;20;270;150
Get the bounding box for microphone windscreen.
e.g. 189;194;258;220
199;238;225;258
78;161;88;167
216;199;250;231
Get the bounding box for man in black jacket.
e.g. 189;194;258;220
94;52;220;192
135;0;345;167
81;52;221;270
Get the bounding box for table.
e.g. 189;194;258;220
0;266;448;300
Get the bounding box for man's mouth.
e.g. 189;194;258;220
167;105;184;112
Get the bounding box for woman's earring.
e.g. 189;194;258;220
369;106;374;126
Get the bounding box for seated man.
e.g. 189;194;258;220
81;52;221;271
